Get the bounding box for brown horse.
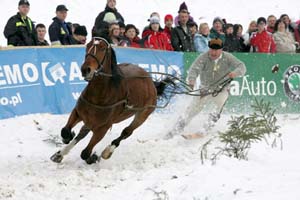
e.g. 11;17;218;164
50;37;173;164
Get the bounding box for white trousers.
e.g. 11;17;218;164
167;89;230;138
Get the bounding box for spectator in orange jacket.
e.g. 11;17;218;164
143;16;173;51
250;17;276;53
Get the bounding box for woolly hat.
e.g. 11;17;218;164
257;17;267;25
149;15;160;24
208;38;223;49
19;0;30;6
164;14;173;22
213;17;224;25
147;12;160;22
74;25;88;36
178;2;189;14
103;12;117;23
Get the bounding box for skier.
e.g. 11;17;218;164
167;37;246;139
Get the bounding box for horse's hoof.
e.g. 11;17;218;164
50;151;63;163
85;153;100;164
101;145;116;160
61;128;75;144
62;138;71;144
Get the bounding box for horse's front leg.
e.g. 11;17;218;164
51;125;90;163
61;109;81;144
80;125;110;164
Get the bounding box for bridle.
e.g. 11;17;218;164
84;37;112;77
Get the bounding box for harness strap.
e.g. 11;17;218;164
79;95;127;110
79;94;167;111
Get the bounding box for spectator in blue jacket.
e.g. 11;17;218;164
48;5;73;45
194;22;211;53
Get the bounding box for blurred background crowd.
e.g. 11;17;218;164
2;0;300;53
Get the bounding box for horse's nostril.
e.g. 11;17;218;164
87;67;91;74
81;66;91;77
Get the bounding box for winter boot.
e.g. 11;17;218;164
165;118;186;139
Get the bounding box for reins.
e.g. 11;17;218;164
81;37;233;111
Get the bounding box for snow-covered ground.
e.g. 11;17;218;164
1;99;300;200
1;1;300;199
1;0;300;46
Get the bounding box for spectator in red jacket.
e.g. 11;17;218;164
250;17;276;53
163;14;173;40
142;12;163;38
143;16;173;51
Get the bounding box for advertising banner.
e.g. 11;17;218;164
184;52;300;114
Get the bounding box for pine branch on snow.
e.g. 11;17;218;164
200;98;282;164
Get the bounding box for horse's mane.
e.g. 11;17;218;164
110;47;122;88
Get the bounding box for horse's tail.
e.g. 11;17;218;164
153;77;176;97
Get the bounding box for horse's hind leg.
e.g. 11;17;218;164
101;109;154;160
51;125;90;163
61;109;81;144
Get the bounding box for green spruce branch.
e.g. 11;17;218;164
200;98;282;164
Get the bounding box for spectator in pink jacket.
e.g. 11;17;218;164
250;17;276;53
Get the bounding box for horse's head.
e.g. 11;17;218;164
81;37;111;81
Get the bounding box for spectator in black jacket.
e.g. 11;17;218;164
171;2;195;52
36;23;49;46
92;0;124;36
3;0;37;46
233;24;246;52
223;23;242;52
70;25;88;45
48;5;73;45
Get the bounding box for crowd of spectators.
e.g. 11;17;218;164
3;0;300;53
